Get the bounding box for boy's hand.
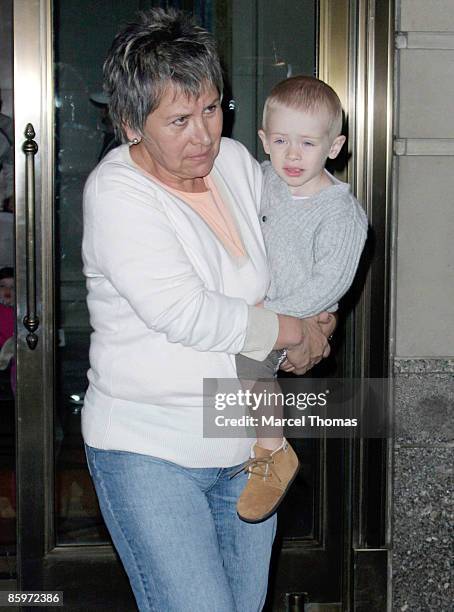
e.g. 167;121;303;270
280;312;337;374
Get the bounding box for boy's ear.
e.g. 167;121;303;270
328;135;346;159
258;129;270;155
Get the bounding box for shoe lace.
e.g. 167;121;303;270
230;456;282;482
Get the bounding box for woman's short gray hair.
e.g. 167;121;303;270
103;8;224;142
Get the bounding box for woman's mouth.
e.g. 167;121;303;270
189;151;211;161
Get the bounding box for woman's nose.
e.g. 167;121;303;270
192;119;212;146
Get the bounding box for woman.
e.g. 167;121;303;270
82;9;335;612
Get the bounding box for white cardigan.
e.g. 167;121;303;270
81;138;278;467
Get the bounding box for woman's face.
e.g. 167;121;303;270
127;83;223;191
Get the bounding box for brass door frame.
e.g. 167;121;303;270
14;0;55;580
319;1;394;609
14;1;134;599
13;1;394;609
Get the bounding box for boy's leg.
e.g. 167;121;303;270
235;437;300;523
85;445;237;612
234;353;299;523
235;352;283;450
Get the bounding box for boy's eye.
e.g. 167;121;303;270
303;141;315;147
274;138;286;144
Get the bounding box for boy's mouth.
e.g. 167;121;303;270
283;167;303;177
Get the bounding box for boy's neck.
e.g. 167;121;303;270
289;170;334;198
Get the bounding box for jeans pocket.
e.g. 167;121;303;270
83;443;95;478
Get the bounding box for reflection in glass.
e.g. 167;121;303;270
54;0;316;545
0;0;16;566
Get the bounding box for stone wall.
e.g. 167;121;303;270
393;2;454;609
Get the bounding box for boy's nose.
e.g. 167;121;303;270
286;144;301;160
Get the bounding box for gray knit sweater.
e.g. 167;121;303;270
260;162;368;318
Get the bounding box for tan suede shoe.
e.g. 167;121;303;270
234;439;300;523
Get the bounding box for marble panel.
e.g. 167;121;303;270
394;373;454;446
394;358;454;374
393;446;454;611
395;157;454;357
400;0;454;32
398;49;454;139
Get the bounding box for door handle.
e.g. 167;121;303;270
22;123;39;350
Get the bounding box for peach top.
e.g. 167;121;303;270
147;174;246;259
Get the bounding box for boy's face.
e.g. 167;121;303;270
0;277;14;306
259;103;345;196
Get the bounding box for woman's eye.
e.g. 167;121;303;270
304;141;314;147
204;104;218;114
173;116;188;126
274;139;285;145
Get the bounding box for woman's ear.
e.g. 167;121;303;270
328;135;346;160
258;129;271;155
124;124;140;143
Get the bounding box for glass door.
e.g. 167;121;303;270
0;0;15;578
13;1;383;610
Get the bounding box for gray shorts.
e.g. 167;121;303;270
235;350;285;380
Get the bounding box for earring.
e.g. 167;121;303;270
130;137;140;145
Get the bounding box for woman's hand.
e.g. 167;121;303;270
280;312;337;375
317;312;337;351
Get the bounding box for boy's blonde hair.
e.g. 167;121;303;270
262;75;343;139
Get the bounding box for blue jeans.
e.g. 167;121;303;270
85;445;277;612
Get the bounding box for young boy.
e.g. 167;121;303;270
235;75;368;522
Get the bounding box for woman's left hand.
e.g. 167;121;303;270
280;312;337;375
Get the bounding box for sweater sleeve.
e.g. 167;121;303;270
85;172;256;354
264;209;368;318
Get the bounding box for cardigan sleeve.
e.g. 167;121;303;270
241;306;279;361
84;169;262;355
